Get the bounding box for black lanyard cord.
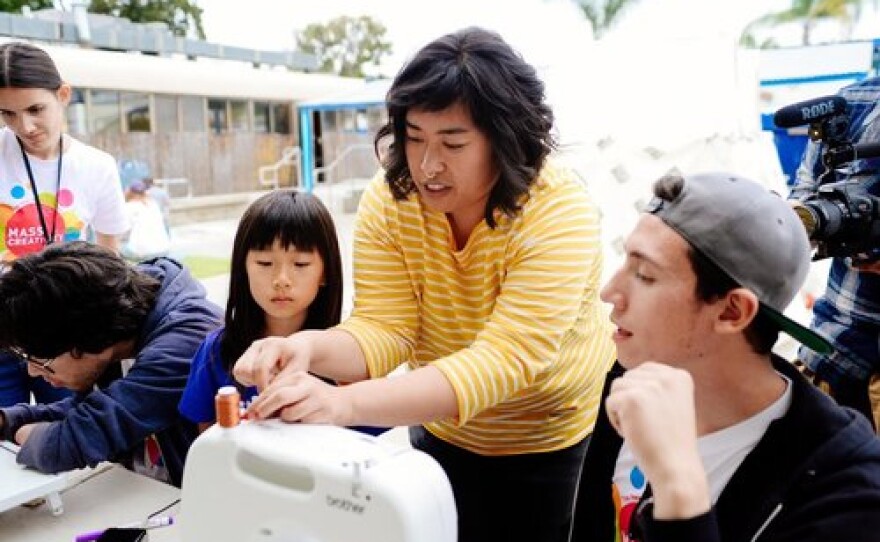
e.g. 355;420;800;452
16;135;63;245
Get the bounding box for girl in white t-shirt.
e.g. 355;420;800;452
0;42;129;407
122;180;171;261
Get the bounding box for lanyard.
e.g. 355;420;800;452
16;135;63;245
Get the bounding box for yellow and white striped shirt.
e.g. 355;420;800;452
337;162;616;455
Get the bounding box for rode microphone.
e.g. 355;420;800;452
773;96;848;128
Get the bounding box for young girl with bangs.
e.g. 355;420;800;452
178;189;343;432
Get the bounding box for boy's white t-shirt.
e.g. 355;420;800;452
0;127;129;261
611;373;793;540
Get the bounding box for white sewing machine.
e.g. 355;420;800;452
180;421;457;541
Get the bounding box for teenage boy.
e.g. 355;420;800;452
0;241;222;486
572;172;880;541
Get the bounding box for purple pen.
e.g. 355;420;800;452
73;516;174;542
73;529;105;542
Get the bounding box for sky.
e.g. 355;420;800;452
197;0;880;71
198;0;876;296
198;0;879;149
199;0;783;72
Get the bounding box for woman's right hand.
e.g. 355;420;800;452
233;334;315;391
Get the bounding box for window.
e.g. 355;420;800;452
321;110;336;131
154;94;179;132
229;100;250;132
355;109;368;133
272;103;291;134
254;101;270;133
89;90;120;135
180;96;205;132
122;92;151;132
208;99;228;134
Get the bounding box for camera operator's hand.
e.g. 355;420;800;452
852;260;880;275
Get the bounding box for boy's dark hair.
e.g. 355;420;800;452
0;241;160;358
0;42;63;90
221;190;343;373
652;174;779;355
374;26;556;228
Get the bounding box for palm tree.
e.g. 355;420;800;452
576;0;641;39
741;0;876;47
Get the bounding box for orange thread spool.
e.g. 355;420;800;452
215;385;241;428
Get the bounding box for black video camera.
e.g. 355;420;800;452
774;96;880;261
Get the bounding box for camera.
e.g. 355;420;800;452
792;180;880;260
774;96;880;261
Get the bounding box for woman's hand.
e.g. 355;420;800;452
246;371;353;426
233;334;315;391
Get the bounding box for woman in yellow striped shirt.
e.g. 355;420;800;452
235;27;616;542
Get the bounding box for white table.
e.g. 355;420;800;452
0;465;180;542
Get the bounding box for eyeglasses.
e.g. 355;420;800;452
7;347;57;375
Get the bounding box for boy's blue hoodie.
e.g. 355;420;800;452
0;258;222;486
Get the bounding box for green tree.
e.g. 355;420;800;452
89;0;205;39
296;15;392;77
741;0;876;47
575;0;641;39
0;0;53;12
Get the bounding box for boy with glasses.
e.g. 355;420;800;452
0;241;222;486
7;348;57;374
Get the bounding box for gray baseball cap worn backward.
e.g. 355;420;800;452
644;172;833;355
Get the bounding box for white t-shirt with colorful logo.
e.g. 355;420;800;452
0;127;129;262
611;373;793;541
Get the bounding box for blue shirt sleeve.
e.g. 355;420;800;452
179;329;227;423
178;329;259;423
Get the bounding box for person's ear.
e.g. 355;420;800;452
56;83;72;107
715;288;760;335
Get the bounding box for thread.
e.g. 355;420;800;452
215;385;241;428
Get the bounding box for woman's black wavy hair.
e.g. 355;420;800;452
374;26;556;228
